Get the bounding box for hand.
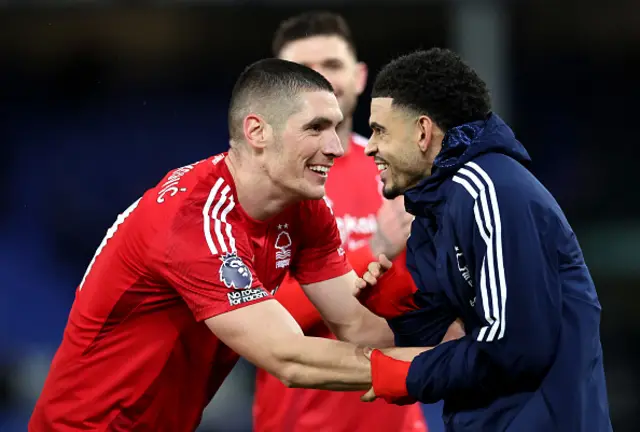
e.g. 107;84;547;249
355;254;417;319
357;254;393;289
361;386;377;402
369;197;413;261
442;318;466;343
355;255;418;319
361;348;417;404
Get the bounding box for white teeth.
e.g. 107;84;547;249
377;163;388;172
309;165;330;174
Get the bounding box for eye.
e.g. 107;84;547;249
307;123;327;135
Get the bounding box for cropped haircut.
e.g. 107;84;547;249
372;48;491;131
272;11;357;57
228;58;334;141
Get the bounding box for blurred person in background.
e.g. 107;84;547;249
253;11;428;432
29;59;398;432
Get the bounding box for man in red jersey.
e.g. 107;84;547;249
253;12;428;432
29;59;396;432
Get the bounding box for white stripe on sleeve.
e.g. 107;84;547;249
452;162;507;342
203;178;238;256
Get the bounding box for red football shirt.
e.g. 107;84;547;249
253;135;427;432
29;153;351;432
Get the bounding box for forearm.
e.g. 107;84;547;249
302;271;396;347
334;247;396;346
275;335;372;390
329;311;395;348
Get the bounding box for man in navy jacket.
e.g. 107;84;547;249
360;48;612;431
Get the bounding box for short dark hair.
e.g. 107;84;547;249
372;48;491;131
228;58;334;141
272;11;357;57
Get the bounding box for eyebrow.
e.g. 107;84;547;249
322;58;344;67
303;116;336;130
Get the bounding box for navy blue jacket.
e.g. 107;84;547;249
391;113;612;431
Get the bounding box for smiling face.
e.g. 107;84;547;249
366;97;436;199
263;90;345;200
278;35;367;120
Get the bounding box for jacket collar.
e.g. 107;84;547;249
404;113;531;217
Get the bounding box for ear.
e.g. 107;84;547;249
416;115;434;153
355;62;368;96
243;114;271;150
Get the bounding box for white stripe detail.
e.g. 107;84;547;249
203;178;238;257
79;198;141;291
203;178;225;255
211;185;231;253
452;175;477;199
452;176;490;242
221;196;236;253
452;162;507;342
477;255;490;341
467;161;507;340
457;168;500;341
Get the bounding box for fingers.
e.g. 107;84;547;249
362;271;378;286
378;254;393;270
361;387;377;402
362;346;373;360
360;256;393;287
366;261;382;280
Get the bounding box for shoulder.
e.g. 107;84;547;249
449;155;533;202
294;198;339;237
152;157;247;240
299;197;335;219
447;154;560;225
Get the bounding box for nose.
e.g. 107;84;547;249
323;130;345;158
365;138;377;157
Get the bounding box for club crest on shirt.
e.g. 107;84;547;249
275;224;292;269
219;253;253;290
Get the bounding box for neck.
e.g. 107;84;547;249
225;148;295;221
424;134;444;177
337;116;353;153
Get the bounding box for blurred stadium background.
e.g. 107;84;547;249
1;0;639;430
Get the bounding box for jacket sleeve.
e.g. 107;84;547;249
387;245;458;347
405;162;563;403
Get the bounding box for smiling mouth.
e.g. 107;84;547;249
376;161;389;174
307;164;330;177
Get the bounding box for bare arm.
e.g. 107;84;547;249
206;298;372;391
301;271;395;347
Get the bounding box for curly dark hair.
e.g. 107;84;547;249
272;11;356;57
372;48;491;131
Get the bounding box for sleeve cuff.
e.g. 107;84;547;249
370;349;412;402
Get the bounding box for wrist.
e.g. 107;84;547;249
370;349;411;400
368;236;383;258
